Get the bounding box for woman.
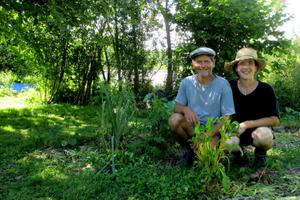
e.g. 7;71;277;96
225;47;279;179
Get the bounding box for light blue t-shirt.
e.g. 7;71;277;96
175;75;235;124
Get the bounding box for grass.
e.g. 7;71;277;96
0;96;300;199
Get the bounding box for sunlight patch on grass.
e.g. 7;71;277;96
36;113;65;122
0;96;29;109
268;148;283;157
279;197;300;200
37;166;68;181
30;151;48;160
19;129;30;137
1;125;16;132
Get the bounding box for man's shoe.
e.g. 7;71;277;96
176;149;195;168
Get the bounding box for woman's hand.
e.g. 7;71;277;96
238;122;248;136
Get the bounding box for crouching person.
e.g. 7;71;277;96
225;48;279;179
168;47;235;168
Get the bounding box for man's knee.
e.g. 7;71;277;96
252;127;273;150
168;113;185;131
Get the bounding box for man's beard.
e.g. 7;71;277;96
197;69;211;77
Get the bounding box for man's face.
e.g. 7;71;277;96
192;54;215;78
236;58;257;80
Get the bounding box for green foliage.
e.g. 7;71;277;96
0;71;17;87
0;72;17;97
0;87;13;97
99;84;136;148
1;0;293;105
147;96;174;137
192;118;240;193
1;0;153;103
283;107;300;121
265;38;300;112
134;96;175;159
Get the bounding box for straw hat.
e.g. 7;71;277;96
225;48;266;72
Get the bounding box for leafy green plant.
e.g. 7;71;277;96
137;96;175;158
192;118;240;193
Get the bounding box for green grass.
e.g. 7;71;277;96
0;101;299;199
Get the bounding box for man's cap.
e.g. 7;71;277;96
190;47;216;59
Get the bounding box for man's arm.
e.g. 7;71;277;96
174;102;199;125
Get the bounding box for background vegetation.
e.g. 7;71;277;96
1;0;299;110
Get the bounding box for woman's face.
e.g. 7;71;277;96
236;59;257;80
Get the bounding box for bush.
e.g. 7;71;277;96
128;95;176;160
263;41;300;112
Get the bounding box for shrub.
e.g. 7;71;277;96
137;96;176;158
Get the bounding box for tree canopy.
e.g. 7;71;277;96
0;0;295;106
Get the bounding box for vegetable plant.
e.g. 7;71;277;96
192;117;240;193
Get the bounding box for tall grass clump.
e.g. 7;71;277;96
98;84;136;173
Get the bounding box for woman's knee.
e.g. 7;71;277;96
224;136;240;152
252;127;273;150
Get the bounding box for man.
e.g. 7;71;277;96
168;47;235;167
225;47;279;179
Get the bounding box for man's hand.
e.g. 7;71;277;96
183;107;199;126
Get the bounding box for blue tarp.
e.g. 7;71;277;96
11;83;35;93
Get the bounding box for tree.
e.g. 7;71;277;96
156;0;174;98
174;0;289;76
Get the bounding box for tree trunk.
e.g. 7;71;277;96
132;24;139;95
162;0;173;98
48;40;68;103
114;0;122;91
104;47;111;84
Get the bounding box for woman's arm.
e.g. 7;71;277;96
238;116;279;136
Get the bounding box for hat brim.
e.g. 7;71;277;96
225;57;266;72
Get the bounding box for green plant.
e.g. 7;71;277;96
99;84;136;173
138;96;176;158
192;117;240;193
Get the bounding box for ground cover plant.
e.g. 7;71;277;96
0;95;300;199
